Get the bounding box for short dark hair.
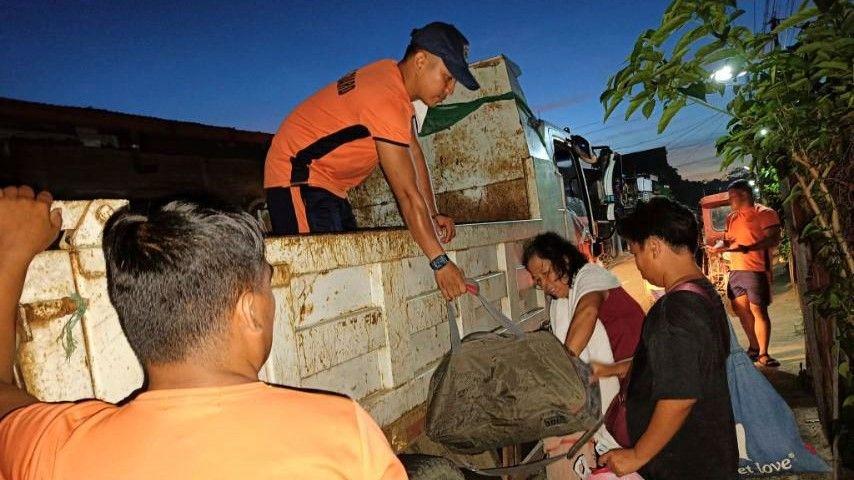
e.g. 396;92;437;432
617;197;699;253
103;201;266;365
728;179;754;199
522;232;589;285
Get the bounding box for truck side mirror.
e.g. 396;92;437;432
570;135;596;164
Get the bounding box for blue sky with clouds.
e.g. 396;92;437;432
2;0;780;180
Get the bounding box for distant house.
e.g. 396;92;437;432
621;147;675;200
0;97;271;211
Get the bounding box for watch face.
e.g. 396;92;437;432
431;254;449;271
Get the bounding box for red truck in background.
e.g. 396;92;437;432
699;191;732;293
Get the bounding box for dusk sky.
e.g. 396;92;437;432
2;1;783;180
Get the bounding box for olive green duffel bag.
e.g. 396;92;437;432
426;292;600;455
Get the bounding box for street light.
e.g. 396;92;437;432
711;65;734;83
711;65;748;84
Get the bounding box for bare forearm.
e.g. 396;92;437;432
0;258;30;385
397;192;444;260
565;306;597;356
604;359;632;378
0;186;62;415
565;291;605;356
633;399;696;464
414;161;438;216
0;256;37;417
749;231;781;251
410;138;438;216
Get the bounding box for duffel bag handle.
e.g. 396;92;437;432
447;301;463;352
446;281;526;351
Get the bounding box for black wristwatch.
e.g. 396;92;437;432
430;253;451;271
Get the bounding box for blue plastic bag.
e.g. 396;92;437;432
726;323;831;476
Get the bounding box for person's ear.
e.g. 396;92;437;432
235;289;264;333
414;50;429;72
648;237;661;259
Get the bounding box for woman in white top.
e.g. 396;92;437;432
523;233;645;454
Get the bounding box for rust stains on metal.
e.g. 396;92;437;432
430;102;526;192
382;403;427;452
470;56;505;68
271;264;293;288
266;230;419;274
20;297;79;326
437;179;529;223
69;251;105;281
299;301;315;320
94;204;115;223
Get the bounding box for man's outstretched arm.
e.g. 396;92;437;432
375;141;467;300
409;125;456;243
0;186;62;418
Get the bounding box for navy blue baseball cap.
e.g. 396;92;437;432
410;22;480;90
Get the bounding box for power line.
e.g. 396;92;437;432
668;115;730;149
661;112;726;148
610;112;723;151
571;118;608;130
675;155;720;168
575;116;647;136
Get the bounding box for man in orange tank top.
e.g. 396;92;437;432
265;22;480;301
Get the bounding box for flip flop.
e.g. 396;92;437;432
755;353;780;368
746;348;760;362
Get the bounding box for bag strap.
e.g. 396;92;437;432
669;280;712;301
470;289;525;338
460;417;605;477
669;281;742;354
446;281;525;352
447;301;463;352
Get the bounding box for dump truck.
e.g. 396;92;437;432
12;55;633;476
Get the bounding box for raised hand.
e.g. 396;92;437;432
0;186;62;263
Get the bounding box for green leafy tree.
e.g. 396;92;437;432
602;0;853;466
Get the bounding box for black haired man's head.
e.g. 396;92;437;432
618;197;699;286
522;232;589;299
400;22;479;108
727;179;754;210
102;201;273;368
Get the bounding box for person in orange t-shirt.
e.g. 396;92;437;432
708;179;782;367
265;22;480;302
0;186;406;480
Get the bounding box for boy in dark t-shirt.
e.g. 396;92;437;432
598;198;737;479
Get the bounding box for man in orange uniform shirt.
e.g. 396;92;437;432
0;186;407;480
265;22;480;301
709;179;782;367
